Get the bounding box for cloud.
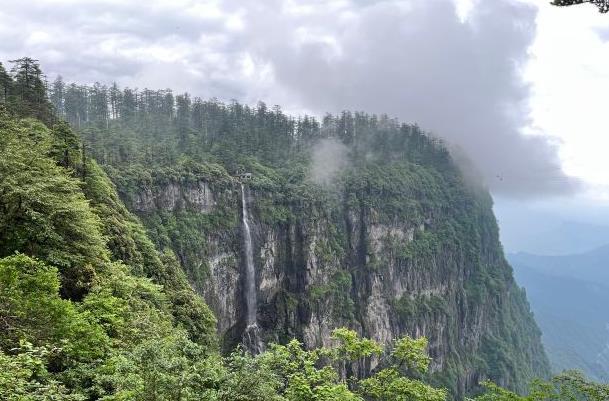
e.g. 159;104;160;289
0;0;579;197
309;138;350;186
240;0;579;197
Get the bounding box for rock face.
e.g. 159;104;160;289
117;171;550;397
133;181;215;213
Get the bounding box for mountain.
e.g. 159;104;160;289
529;221;609;255
56;80;550;396
509;248;609;382
0;58;550;399
510;245;609;285
494;199;609;255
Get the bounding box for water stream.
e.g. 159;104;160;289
240;184;262;352
241;183;258;327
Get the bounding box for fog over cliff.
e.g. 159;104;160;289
0;0;579;197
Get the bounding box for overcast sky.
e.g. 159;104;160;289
2;0;609;240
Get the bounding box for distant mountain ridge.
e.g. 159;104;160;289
510;244;609;285
509;246;609;382
528;222;609;256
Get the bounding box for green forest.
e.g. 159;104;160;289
1;57;608;401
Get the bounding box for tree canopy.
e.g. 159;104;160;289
551;0;609;13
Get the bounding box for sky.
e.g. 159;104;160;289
2;0;609;252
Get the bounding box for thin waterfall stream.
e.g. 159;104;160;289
241;183;257;327
241;183;261;352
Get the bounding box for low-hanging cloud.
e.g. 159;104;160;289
0;0;579;197
242;0;579;197
309;138;350;186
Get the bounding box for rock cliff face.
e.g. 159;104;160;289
113;161;549;397
132;181;216;213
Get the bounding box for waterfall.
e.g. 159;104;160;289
241;184;257;327
240;183;262;353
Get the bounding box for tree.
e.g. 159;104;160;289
0;62;10;103
89;82;108;124
109;82;121;119
64;83;84;127
50;76;65;117
0;344;84;401
476;371;609;401
551;0;609;13
8;58;53;122
357;337;446;401
50;121;81;168
254;329;446;401
0;254;109;363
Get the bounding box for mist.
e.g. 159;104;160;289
308;138;350;186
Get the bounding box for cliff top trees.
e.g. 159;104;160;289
551;0;609;12
8;58;54;123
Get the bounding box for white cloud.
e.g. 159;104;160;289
526;2;609;199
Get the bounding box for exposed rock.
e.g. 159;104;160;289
205;251;240;333
133;181;215;212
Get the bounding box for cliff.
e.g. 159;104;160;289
107;153;550;397
58;90;552;397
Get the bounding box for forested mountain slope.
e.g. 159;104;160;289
1;64;451;401
38;73;551;396
510;248;609;382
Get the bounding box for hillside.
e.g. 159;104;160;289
510;248;609;382
510;245;609;284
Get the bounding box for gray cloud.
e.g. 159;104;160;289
0;0;578;197
241;0;579;197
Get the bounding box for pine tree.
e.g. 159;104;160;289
50;76;65;117
8;58;53;122
109;82;121;119
0;62;10;103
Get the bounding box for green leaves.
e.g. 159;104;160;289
259;338;359;401
359;369;447;401
356;336;446;401
98;333;216;401
0;344;85;401
0;108;220;399
0;109;108;299
0;254;109;364
331;328;383;361
392;336;432;374
476;371;609;401
249;329;447;401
